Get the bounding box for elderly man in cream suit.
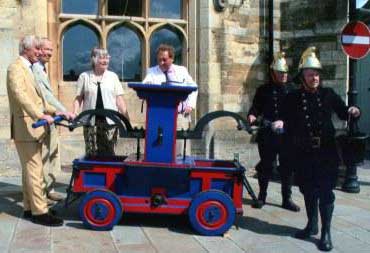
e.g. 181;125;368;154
143;44;198;156
32;37;66;202
7;35;67;226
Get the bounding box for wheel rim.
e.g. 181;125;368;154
84;198;115;227
196;200;227;230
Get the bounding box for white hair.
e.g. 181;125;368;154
90;48;110;68
19;35;38;55
36;37;51;48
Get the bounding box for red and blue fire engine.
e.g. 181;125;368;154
34;83;258;235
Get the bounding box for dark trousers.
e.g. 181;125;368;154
256;131;294;199
296;148;338;205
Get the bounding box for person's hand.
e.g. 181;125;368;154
70;112;77;120
40;114;54;124
183;106;193;116
348;106;360;118
56;111;73;120
184;106;193;114
248;115;257;124
271;120;284;131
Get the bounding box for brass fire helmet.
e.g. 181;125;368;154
270;51;289;73
298;46;322;70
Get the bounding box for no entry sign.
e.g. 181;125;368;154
341;21;370;59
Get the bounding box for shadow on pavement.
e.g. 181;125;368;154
60;200;195;234
236;215;299;236
242;198;283;209
0;180;73;221
0;182;23;219
121;213;194;235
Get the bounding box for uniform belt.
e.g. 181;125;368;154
294;136;333;149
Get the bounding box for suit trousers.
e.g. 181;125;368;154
15;140;48;215
42;125;61;184
176;113;191;156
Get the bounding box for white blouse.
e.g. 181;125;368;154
76;70;124;124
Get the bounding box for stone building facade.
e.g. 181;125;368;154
0;0;349;175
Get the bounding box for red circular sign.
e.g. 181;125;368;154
341;21;370;59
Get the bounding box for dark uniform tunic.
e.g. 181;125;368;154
283;86;348;204
248;83;293;178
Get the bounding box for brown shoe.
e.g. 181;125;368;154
47;191;64;202
32;213;63;227
47;198;56;206
23;210;32;219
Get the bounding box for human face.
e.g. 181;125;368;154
94;55;110;72
39;40;53;64
24;43;41;64
272;70;288;85
157;50;173;72
302;69;320;91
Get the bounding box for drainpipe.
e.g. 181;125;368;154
348;0;357;110
267;0;274;84
268;0;274;67
342;0;361;193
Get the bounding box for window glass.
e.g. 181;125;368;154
108;0;142;16
150;0;182;19
63;24;99;81
108;26;142;81
357;0;369;8
62;0;99;15
150;26;183;67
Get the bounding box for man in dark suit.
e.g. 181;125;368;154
247;52;300;212
282;47;360;251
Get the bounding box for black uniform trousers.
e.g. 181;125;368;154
256;129;294;199
295;146;338;206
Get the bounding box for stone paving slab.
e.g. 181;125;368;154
1;163;370;253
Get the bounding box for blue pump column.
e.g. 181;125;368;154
128;83;197;163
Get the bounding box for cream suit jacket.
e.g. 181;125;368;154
32;62;66;112
7;57;56;142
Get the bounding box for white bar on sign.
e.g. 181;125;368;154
342;35;370;45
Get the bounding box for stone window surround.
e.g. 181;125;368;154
47;0;198;87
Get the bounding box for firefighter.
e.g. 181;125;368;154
282;47;360;251
247;52;300;212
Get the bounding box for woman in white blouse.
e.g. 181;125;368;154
72;48;129;157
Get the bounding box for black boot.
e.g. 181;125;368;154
32;212;64;227
295;195;319;239
257;176;268;205
318;204;334;251
281;175;300;212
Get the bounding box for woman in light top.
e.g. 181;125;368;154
73;48;129;157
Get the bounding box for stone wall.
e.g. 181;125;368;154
195;0;349;169
196;0;274;168
279;0;348;96
279;0;348;129
0;0;350;175
0;0;48;174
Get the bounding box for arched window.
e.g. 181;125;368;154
62;24;99;81
150;0;182;19
62;0;99;15
53;1;194;84
150;26;183;67
108;0;143;17
108;26;142;81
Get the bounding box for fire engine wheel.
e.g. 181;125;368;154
188;190;236;236
79;189;122;230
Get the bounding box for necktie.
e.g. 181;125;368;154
163;71;169;83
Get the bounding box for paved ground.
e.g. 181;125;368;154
1;163;370;253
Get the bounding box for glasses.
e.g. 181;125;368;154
98;54;111;59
